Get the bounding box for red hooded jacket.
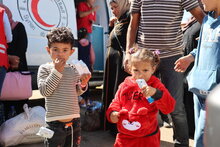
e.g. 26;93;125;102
106;76;176;147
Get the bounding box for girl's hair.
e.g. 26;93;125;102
130;47;160;68
78;28;88;40
46;27;74;48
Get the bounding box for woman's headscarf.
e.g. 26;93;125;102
109;0;131;18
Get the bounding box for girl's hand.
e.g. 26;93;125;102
80;73;91;86
54;58;66;73
110;111;119;123
141;86;156;98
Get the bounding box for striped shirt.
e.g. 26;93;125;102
37;63;86;122
130;0;199;58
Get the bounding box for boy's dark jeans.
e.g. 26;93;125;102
45;118;81;147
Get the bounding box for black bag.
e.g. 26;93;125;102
81;101;102;131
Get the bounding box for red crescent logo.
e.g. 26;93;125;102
31;0;55;27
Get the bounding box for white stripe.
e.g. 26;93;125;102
0;44;6;49
0;48;6;54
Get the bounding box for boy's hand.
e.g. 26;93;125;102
54;58;66;72
174;54;194;72
80;73;91;86
110;111;119;123
141;85;156;98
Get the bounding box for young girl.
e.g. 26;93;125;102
78;27;95;106
174;0;220;146
78;27;95;72
106;48;176;147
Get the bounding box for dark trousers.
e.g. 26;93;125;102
0;66;6;95
183;21;201;139
157;55;189;147
46;118;81;147
0;66;6;125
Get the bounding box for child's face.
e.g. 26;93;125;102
130;60;156;82
46;43;74;63
201;0;217;12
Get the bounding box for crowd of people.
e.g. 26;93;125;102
0;0;220;146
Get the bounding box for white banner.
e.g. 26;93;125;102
3;0;78;65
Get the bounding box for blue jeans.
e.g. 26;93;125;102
193;94;206;147
45;118;81;147
157;55;189;147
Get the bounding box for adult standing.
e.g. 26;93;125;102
126;0;205;146
102;0;130;135
0;4;28;119
174;0;220;146
76;0;99;41
0;6;12;125
181;0;205;138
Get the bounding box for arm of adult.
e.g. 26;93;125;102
189;6;205;24
174;54;195;72
8;55;19;69
126;12;140;52
3;12;12;43
124;12;140;73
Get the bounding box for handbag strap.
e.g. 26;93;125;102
113;28;124;52
20;71;34;75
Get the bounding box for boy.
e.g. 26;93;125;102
175;0;220;146
37;27;91;147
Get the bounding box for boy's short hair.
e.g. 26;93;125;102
78;28;88;40
46;27;74;48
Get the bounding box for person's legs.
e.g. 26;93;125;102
0;67;6;125
102;48;120;134
46;121;67;147
0;102;5;125
0;66;7;95
193;94;206;147
64;118;81;147
159;111;172;128
159;55;189;147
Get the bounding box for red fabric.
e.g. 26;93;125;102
106;76;176;147
77;2;96;33
0;8;9;69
